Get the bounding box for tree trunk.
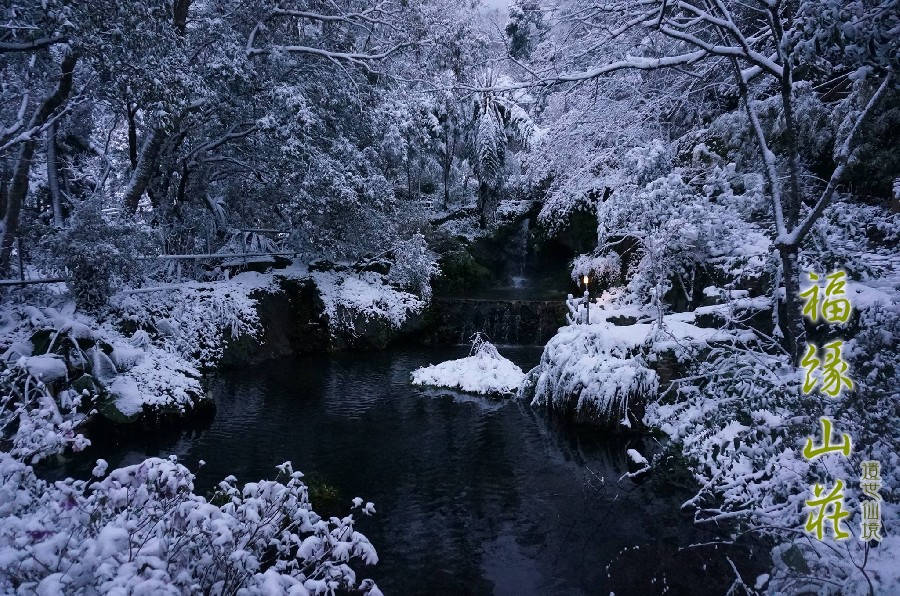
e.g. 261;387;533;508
406;140;414;200
478;180;499;229
173;0;192;34
443;160;451;207
0;143;36;274
46;121;64;228
779;246;805;361
442;126;452;208
127;103;138;170
0;164;8;220
0;52;76;275
122;127;165;214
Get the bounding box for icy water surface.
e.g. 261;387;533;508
51;347;765;595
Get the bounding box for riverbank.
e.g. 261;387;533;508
0;264;428;449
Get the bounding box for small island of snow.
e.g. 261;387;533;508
410;337;524;396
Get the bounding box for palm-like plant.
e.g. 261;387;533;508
471;71;536;228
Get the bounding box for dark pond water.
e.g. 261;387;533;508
50;346;766;595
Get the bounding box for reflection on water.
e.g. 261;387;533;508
49;346;765;595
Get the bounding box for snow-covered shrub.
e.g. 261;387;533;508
388;233;439;301
645;296;900;594
624;139;671;186
596;167;767;314
220;229;280;255
48;203;151;312
0;455;381;595
313;271;426;342
0;304;107;462
110;279;265;369
0;357;92;464
1;301;206;438
571;252;621;287
411;334;524;396
521;323;658;428
805;198;900;278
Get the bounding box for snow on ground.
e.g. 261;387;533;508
411;339;524;396
311;270;426;332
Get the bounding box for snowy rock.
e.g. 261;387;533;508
411;339;524;396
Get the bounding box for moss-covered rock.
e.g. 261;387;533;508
432;247;493;296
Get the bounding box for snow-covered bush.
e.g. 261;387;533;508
645;294;900;594
411;334;524;396
388;233;440;301
596;169;762;314
0;357;92;464
521;322;658;428
47;203;151;312
1;301;206;441
110;279;265;369
0;455;382;595
0;304;108;462
571;252;621;287
313;271;426;343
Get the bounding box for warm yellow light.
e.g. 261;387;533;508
583;275;589;286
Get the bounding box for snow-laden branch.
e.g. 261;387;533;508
658;25;781;76
729;57;786;235
782;72;893;247
0;35;67;53
465;50;711;92
245;2;415;66
0;92;30;147
183;125;257;170
272;0;396;29
247;40;416;64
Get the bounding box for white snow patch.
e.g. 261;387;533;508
626;449;648;466
312;270;425;332
109;376;143;416
411;341;524;396
18;355;68;383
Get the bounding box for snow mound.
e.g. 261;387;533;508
411;340;524;396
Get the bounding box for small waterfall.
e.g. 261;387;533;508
425;297;568;346
510;217;530;288
425;214;572;346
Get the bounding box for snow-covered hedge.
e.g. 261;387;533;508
0;455;382;595
411;336;524;396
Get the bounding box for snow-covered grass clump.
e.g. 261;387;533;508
411;336;524;396
0;454;382;595
520;322;658;428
